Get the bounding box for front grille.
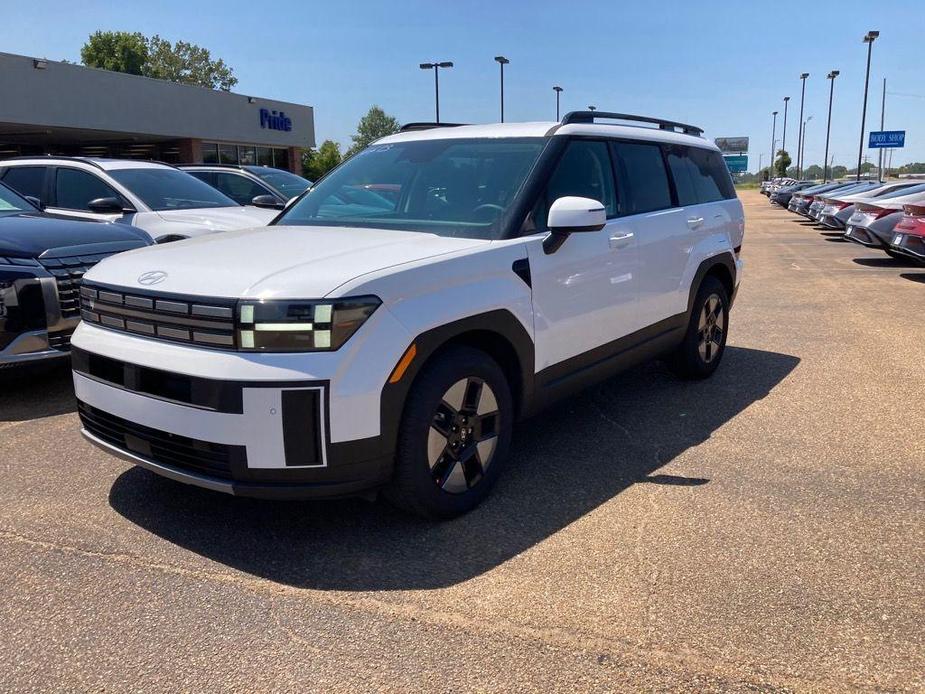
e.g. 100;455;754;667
47;332;73;351
38;253;114;319
78;401;244;479
79;283;237;349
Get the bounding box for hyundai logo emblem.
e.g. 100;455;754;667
137;271;168;286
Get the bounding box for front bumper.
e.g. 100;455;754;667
0;329;69;368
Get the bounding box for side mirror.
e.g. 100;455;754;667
251;194;285;210
543;196;607;254
88;197;128;214
24;196;44;210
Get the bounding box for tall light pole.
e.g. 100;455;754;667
797;73;809;178
856;31;879;181
769;110;778;179
877;77;886;182
801;116;813;176
781;96;791;167
823;70;839;182
494;56;509;122
419;61;454;123
553;85;563;120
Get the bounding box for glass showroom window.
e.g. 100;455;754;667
202;143;219;164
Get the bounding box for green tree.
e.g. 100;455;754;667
897;162;925;174
80;31;148;75
80;31;237;90
144;35;237;90
302;140;342;181
346;106;400;157
774;149;792;177
803;164;824;180
832;165;848;179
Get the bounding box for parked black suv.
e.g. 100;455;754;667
0;181;150;367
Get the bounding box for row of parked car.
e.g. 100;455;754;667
761;177;925;264
0;157;311;366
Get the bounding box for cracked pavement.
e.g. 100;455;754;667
0;190;923;692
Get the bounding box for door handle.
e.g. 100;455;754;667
686;216;704;229
608;231;634;249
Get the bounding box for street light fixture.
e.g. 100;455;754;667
553;85;563;120
856;31;879;181
797;73;809;178
781;96;791;166
769;110;778;180
494;56;509;122
588;105;597;111
823;70;839;182
419;61;454;123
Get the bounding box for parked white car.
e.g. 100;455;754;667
0;158;277;243
71;112;744;518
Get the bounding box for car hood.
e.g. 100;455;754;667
0;212;149;258
83;224;488;298
155;206;277;231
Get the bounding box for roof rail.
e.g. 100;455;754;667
398;122;467;133
0;154;107;169
561;111;704;137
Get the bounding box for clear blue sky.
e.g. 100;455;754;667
2;0;923;171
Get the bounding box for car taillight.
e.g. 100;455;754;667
897;205;925;235
805;195;815;202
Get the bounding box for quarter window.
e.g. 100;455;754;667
667;146;735;205
54;169;120;210
609;142;672;215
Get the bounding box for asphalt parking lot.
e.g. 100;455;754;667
1;189;922;692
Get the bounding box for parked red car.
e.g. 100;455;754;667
889;204;925;264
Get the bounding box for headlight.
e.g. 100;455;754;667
236;296;381;352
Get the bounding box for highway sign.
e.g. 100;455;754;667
723;155;748;173
868;130;905;148
715;137;749;154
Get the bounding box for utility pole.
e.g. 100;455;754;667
770;111;778;179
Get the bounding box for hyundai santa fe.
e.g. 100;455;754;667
71;112;745;518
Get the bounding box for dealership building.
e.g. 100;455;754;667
0;51;315;173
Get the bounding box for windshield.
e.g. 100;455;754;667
247;167;312;199
109;168;237;211
0;182;34;215
277;137;547;239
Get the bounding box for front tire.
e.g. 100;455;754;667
666;276;729;380
384;346;512;519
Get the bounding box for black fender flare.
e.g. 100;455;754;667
686;252;737;316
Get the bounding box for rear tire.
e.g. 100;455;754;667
383;346;512;519
665;276;729;380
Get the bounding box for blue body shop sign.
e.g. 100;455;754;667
868;130;905;149
723;155;748;173
260;108;293;132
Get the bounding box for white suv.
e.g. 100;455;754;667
71;112;744;518
0;158;277;243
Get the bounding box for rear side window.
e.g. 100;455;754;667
533;140;617;229
55;168;120;210
2;166;46;200
667;146;735;205
609;142;672;215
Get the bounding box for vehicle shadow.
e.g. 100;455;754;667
0;361;75;421
900;272;925;283
108;346;799;591
853;257;918;268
